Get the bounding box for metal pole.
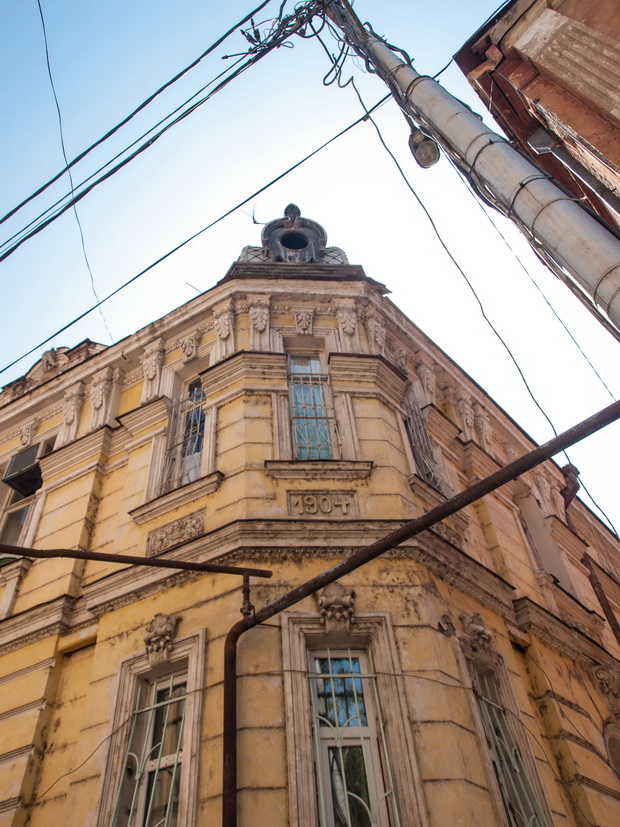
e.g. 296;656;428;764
582;553;620;648
325;0;620;335
222;397;620;825
0;543;272;579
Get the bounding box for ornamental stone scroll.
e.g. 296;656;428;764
58;382;85;446
212;298;236;361
140;338;165;404
90;366;123;431
248;295;271;351
336;302;360;352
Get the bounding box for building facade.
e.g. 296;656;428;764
455;0;620;230
1;206;620;826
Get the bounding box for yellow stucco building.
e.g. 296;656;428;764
1;206;620;826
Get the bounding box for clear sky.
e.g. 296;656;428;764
2;0;619;532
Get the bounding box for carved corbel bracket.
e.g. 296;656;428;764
594;663;620;720
459;611;495;665
317;582;356;633
144;612;181;667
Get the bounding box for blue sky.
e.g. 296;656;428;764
2;0;619;530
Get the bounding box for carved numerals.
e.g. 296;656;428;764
287;490;358;518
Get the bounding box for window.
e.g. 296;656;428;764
160;380;206;494
309;649;396;827
112;671;186;827
282;613;427;827
97;631;204;827
470;663;550;827
0;438;54;561
289;355;335;460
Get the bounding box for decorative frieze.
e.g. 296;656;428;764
318;582;356;633
146;511;206;556
140;338;165;404
144;612;181;667
287;490;359;518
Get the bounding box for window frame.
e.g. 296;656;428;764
159;379;209;496
96;630;206;827
287;353;339;461
281;612;429;827
460;645;552;827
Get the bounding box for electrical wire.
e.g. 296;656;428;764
0;94;390;380
1;0;278;227
1;1;323;262
319;13;619;536
35;0;113;344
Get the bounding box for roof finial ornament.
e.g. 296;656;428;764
284;203;301;226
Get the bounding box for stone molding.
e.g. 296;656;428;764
0;595;74;655
328;352;406;406
40;426;114;482
200;351;287;399
130;471;222;524
513;596;612;666
117;395;170;438
265;460;373;480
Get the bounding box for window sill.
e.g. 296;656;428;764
129;471;223;524
265;460;372;480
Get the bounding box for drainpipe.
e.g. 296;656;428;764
582;553;620;648
222;396;620;826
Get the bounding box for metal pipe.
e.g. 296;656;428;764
326;0;620;334
582;553;620;648
222;397;620;825
0;543;272;579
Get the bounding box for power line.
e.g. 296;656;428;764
0;95;389;379
1;0;277;227
1;2;319;261
35;0;113;344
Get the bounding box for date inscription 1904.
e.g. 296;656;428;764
287;490;358;518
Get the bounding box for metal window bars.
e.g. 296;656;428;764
471;667;549;827
308;649;401;827
288;356;335;460
112;673;186;827
159;382;206;495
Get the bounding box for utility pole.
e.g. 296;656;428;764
325;0;620;338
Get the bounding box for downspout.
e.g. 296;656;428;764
582;553;620;648
222;396;620;826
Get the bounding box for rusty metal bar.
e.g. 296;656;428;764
0;543;272;579
222;397;620;826
582;553;620;647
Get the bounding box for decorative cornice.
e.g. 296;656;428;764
40;427;114;481
513;596;612;666
129;471;223;524
265;460;373;480
328;353;406;405
199;351;287;398
0;595;74;655
116;396;170;438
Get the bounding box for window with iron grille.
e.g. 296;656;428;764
289;355;335;460
160;380;206;494
471;664;550;827
308;649;400;827
111;672;186;827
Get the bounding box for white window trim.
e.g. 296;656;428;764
458;644;553;827
281;611;429;827
96;629;206;827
